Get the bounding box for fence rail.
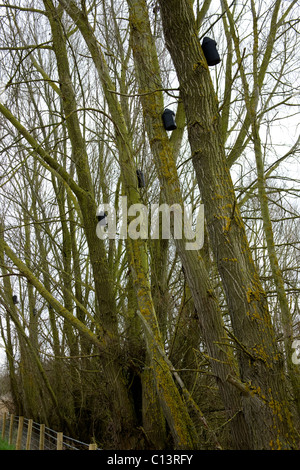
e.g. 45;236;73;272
1;413;98;450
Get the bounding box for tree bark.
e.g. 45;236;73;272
158;0;297;449
56;0;203;449
43;0;139;448
127;0;251;449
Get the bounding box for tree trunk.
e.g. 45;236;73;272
58;0;207;449
158;0;297;449
43;0;140;448
127;0;251;449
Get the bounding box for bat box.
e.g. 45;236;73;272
202;37;221;66
97;211;108;226
136;170;145;188
162;108;177;131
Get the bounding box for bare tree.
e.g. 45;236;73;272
0;0;299;450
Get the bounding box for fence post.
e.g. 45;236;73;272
89;443;97;450
16;416;24;450
57;432;63;450
26;419;33;450
1;412;6;440
39;423;45;450
8;414;14;445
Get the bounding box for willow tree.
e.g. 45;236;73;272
0;0;299;451
222;0;300;417
56;0;207;449
158;0;298;449
125;0;251;450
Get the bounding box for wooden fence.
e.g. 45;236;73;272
1;413;98;450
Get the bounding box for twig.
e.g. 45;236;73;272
199;0;237;40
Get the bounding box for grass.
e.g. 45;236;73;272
0;437;15;450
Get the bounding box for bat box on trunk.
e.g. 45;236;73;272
162;108;177;131
136;170;145;188
97;211;108;226
202;37;221;66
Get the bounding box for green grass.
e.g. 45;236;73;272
0;437;15;450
